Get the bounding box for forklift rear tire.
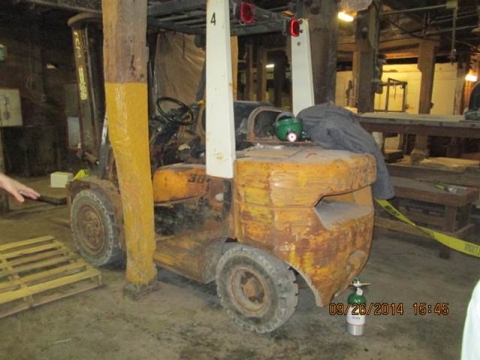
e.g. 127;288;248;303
71;189;125;268
216;245;298;333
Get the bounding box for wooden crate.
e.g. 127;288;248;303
0;235;102;318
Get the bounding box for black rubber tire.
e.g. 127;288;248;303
71;189;125;268
216;245;298;333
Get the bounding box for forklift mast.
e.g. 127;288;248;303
205;0;315;178
68;1;308;180
68;13;105;167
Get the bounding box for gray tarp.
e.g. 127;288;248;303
297;103;395;199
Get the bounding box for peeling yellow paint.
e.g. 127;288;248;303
233;146;376;306
153;164;208;202
105;82;156;285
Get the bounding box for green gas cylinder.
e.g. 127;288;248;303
346;277;368;336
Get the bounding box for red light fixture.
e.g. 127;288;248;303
239;2;254;24
289;19;301;37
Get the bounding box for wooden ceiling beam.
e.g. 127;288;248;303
338;36;439;55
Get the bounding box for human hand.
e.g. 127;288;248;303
0;173;40;203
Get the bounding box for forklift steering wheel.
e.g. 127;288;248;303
156;96;195;126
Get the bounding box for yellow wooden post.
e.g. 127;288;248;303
101;0;156;287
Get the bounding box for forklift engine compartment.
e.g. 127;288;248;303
67;1;377;334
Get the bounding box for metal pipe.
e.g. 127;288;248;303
430;13;476;24
432;8;474;20
425;24;476;35
381;4;446;16
450;6;457;61
22;0;101;13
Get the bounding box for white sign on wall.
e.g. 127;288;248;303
0;88;23;127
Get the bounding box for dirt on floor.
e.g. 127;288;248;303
0;180;478;360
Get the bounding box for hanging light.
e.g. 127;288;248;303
338;11;355;22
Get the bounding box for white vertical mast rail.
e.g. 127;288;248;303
291;19;315;114
205;0;236;178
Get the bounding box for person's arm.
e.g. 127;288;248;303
0;173;40;203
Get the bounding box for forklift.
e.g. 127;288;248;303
67;1;377;333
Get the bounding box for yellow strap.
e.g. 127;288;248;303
73;169;90;181
376;199;480;258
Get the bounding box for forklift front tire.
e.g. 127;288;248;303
71;189;125;268
216;245;298;333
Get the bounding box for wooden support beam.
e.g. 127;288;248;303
339;37;425;54
410;39;437;165
305;0;339;104
255;45;267;102
273;53;287;107
244;41;254;101
102;0;156;287
354;6;379;112
0;133;8;214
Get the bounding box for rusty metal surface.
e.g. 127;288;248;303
228;266;270;316
152;166;230;282
68;14;105;162
246;106;283;143
233;147;376;306
69;149;375;299
153;232;227;283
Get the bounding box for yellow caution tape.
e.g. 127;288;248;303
73;169;90;181
376;199;480;258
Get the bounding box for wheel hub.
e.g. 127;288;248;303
243;276;263;299
77;204;105;255
230;268;268;315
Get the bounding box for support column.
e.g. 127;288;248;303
255;45;267;102
0;134;8;214
305;0;339;104
453;58;468;115
244;40;254;101
354;5;379;112
410;39;437;165
102;0;156;288
273;53;287;107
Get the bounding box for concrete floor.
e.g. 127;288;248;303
0;179;478;360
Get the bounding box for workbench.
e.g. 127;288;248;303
376;176;478;259
358;112;480;139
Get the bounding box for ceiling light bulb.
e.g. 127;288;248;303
338;11;354;22
266;64;275;69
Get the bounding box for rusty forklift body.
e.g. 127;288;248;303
67;1;376;332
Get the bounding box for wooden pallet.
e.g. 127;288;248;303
0;235;102;318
